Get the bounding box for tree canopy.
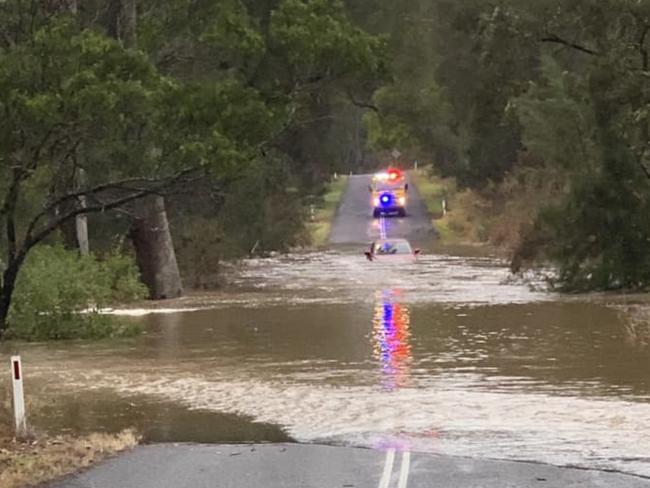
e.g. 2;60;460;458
1;0;649;340
365;0;650;291
0;0;387;335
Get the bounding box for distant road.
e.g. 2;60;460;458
329;174;436;248
46;443;650;488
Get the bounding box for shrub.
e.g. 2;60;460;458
5;246;146;341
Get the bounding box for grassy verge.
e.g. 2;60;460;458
0;430;139;488
410;168;478;244
0;387;139;488
306;175;349;247
411;166;551;257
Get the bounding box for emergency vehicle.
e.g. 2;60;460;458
370;168;408;218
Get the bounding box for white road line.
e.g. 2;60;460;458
397;452;411;488
378;449;395;488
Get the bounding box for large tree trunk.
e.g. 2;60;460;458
106;0;182;300
75;168;89;255
130;196;183;300
107;0;137;48
0;260;22;337
120;0;137;49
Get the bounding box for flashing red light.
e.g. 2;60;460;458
387;168;401;181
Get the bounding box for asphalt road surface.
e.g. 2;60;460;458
329;174;436;247
46;444;650;488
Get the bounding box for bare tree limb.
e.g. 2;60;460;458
540;34;600;56
4;170;21;264
23;167;200;252
24;167;201;243
639;24;649;71
347;91;379;112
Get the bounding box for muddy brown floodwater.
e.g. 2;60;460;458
2;250;650;477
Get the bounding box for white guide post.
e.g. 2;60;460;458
10;356;27;436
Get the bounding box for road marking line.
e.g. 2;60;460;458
378;448;395;488
397;452;411;488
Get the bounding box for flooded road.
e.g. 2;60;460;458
329;174;435;246
3;251;650;477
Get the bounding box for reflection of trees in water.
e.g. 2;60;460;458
372;290;413;390
621;306;650;349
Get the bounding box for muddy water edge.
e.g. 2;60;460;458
1;249;650;476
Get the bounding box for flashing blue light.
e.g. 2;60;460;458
380;193;392;206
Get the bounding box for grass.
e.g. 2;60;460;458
0;430;139;488
0;384;139;488
410;169;449;217
410;167;491;245
306;175;349;247
410;168;463;243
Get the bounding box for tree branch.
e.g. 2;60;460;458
639;24;649;71
347;91;379;112
4;170;21;264
24;168;201;244
540;34;600;56
22;168;199;254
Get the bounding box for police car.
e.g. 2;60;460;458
370;168;408;218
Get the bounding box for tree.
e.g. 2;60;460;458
0;0;388;336
0;6;242;335
510;0;650;289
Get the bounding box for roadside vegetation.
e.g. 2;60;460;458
412;166;554;255
364;0;650;292
0;393;138;488
1;0;648;342
306;176;349;247
0;0;387;339
4;245;145;341
410;170;465;243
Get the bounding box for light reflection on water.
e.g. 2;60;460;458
2;250;650;476
372;290;412;391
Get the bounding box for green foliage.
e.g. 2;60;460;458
0;0;388;335
172;155;311;287
364;0;650;291
306;175;349;247
512;57;598;173
270;0;386;78
365;82;458;173
538;149;650;291
220;155;307;255
6;246;145;341
138;0;266;78
506;2;650;290
3;0;646;300
103;252;150;303
0;18;168;178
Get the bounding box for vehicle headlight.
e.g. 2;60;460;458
373;198;380;206
398;197;406;205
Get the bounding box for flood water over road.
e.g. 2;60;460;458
3;250;650;477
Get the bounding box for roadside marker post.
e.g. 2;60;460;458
10;355;27;436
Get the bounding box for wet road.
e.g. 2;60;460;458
4;175;650;486
329;173;435;246
46;444;650;488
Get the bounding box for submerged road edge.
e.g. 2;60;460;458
43;443;650;488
